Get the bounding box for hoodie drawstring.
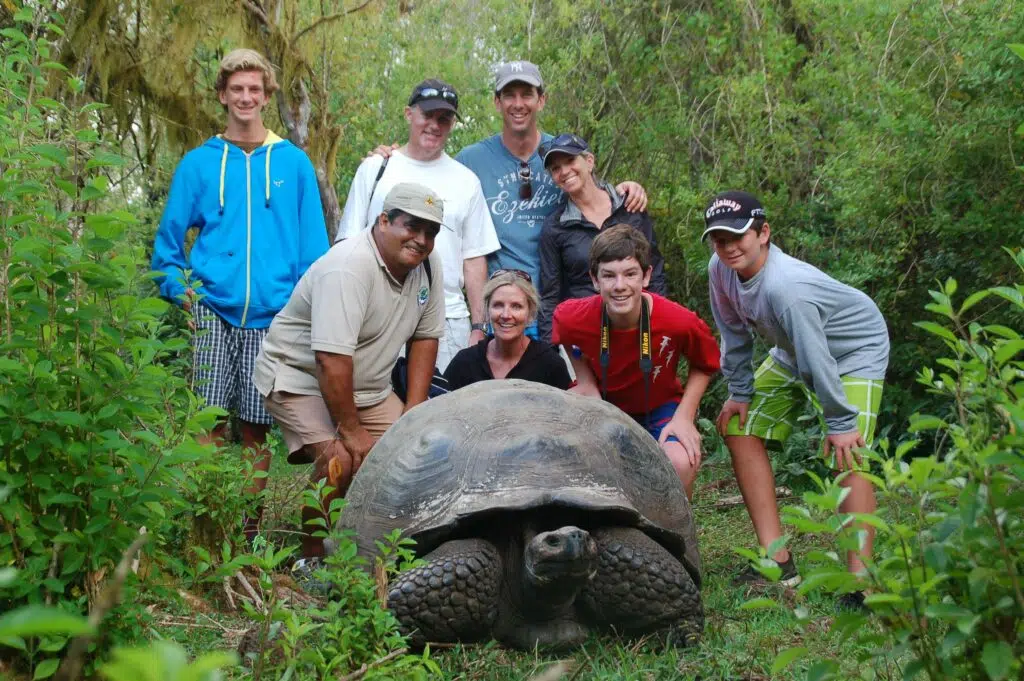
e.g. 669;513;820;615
265;142;272;208
219;138;275;214
218;142;228;215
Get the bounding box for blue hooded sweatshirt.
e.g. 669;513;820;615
151;132;328;329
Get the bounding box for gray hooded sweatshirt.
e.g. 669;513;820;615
708;244;889;434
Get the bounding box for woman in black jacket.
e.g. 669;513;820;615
536;133;666;341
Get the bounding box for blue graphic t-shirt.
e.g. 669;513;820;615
455;133;559;286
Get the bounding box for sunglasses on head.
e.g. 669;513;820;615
490;268;532;283
409;86;459;109
539;133;588;155
538;133;589;159
518;161;533;200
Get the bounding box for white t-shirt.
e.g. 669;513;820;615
336;150;500;319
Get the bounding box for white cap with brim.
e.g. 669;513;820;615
701;217;757;241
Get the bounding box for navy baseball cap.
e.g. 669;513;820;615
539;133;591;167
701;190;766;240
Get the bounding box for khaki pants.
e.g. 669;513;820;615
264;391;404;464
264;391;404;557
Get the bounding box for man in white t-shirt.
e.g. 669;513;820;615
336;79;500;371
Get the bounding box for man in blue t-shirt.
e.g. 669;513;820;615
455;61;648;290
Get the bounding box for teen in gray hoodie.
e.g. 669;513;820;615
704;190;889;609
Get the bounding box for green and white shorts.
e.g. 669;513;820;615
725;356;883;459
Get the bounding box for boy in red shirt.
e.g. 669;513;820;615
552;225;720;498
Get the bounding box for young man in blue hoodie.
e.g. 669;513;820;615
151;49;328;540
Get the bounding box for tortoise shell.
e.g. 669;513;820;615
335;380;702;582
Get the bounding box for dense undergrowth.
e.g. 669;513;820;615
1;4;1022;681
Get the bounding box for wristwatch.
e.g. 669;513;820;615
470;323;486;332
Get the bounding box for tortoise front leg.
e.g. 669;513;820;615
387;538;501;646
578;527;703;646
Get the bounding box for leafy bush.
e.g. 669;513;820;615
0;8;250;676
774;250;1024;681
232;488;438;680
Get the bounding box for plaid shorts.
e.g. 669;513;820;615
193;303;273;425
725;356;883;460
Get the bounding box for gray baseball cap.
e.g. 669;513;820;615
382;182;444;226
494;60;544;93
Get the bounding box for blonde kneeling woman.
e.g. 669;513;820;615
443;269;573;390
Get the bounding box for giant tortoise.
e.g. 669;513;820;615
333;379;703;650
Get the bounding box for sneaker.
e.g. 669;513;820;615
291;557;331;596
837;590;867;612
732;555;802;587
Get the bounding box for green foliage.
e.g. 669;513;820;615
776;251;1024;680
0;567;95;652
0;8;254;676
100;643;235;681
0;572;234;681
233;491;437;680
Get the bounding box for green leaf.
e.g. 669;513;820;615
0;606;92;639
864;593;906;607
994;339;1024;365
0;635;27;651
982;641;1012;681
908;414;945;432
913;321;957;342
29;144;68;167
739;597;780;610
925;603;973;620
959;289;990;314
84;151;126;170
1009;43;1024;61
772;646;808;673
983;324;1021;340
923;544;948;572
807;660;838;681
903;659;926;681
990;286;1024;309
0;28;28;43
43;492;83;507
32;658;60;680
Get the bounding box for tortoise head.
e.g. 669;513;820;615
523;526;599;586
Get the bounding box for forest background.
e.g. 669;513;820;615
1;0;1023;679
30;0;1024;420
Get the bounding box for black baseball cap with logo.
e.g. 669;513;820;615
701;190;766;240
408;79;461;120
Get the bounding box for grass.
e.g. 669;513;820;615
148;437;883;681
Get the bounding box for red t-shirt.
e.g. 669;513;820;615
552;293;721;414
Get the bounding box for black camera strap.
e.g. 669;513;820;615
599;296;653;428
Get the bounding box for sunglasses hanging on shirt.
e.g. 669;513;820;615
518;161;533;200
600;297;653;429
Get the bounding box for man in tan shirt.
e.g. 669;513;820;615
254;182;445;558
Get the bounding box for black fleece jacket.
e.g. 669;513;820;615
537;184;667;341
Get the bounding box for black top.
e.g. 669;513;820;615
443;338;574;391
537;183;667;341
